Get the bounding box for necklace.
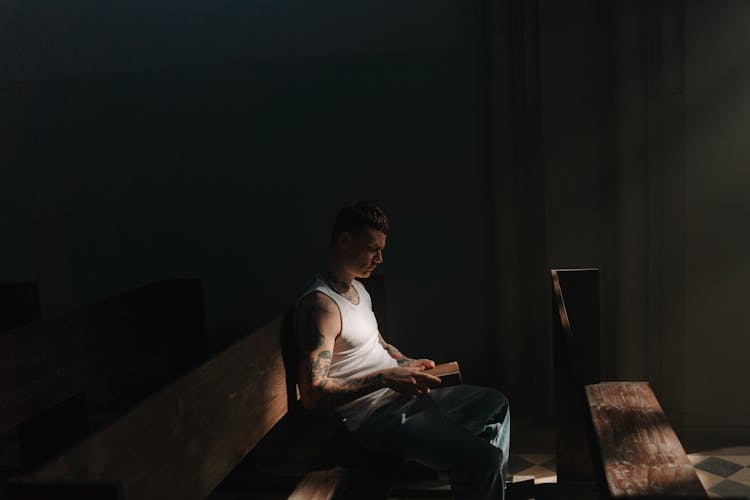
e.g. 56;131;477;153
322;271;360;305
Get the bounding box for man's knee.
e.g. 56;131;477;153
482;388;509;418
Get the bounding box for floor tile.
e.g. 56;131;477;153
709;478;750;498
696;468;725;490
696;456;745;477
516;464;557;484
507;455;534;475
509;474;535;484
727;466;750;487
715;455;750;467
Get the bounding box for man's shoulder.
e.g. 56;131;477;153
296;291;342;340
297;290;339;316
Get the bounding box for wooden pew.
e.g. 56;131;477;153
549;268;707;499
6;310;293;500
0;279;205;476
6;275;430;500
0;282;43;483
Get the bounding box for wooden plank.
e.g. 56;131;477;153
551;268;601;385
17;392;89;467
550;269;601;484
0;279;205;433
289;461;399;500
585;382;706;497
289;467;346;500
0;282;43;478
11;313;292;500
287;422;400;500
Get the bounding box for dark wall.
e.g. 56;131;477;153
0;1;474;82
683;0;750;444
5;0;748;444
1;2;503;387
520;0;750;445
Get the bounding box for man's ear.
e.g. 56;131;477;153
338;231;352;249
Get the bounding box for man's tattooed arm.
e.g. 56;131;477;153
378;332;414;366
296;295;386;410
302;348;386;408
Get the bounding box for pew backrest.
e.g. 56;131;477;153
8;310;294;500
550;268;602;484
550;268;707;498
0;279;205;470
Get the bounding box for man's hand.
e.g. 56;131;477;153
381;366;441;395
398;358;436;370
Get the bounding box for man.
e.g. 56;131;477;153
294;201;510;500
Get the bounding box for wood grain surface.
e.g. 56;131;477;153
10;314;290;500
585;382;707;497
0;279;205;433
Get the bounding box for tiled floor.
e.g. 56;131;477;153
689;448;750;499
507;452;558;485
504;448;750;499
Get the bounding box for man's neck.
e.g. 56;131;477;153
321;265;354;292
321;266;360;305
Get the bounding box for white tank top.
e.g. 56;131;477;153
296;275;399;430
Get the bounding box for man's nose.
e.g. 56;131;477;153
374;250;383;263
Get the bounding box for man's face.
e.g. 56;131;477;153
338;227;386;278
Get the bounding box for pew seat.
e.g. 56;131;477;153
550;268;709;499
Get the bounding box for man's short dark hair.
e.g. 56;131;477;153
330;201;390;246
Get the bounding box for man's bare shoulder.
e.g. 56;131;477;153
298;291;338;316
296;291;341;340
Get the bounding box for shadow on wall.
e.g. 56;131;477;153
0;45;499;386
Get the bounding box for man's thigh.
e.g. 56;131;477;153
394;400;504;472
428;384;510;435
351;386;509;459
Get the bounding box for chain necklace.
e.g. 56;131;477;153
321;271;360;305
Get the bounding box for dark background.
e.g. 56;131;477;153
1;0;748;446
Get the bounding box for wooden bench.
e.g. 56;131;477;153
8;274;533;499
5;275;452;499
0;279;205;481
548;268;709;500
6;304;291;500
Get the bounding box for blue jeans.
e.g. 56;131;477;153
349;385;511;500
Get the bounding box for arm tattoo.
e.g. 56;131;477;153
379;333;413;365
305;348;384;407
309;350;332;381
316;372;385;407
299;307;384;408
301;306;325;352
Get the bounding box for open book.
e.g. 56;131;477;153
424;361;462;388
